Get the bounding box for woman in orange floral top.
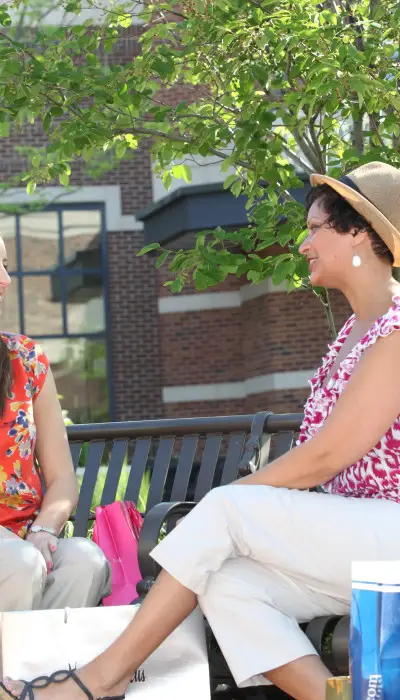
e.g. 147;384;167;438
0;237;110;612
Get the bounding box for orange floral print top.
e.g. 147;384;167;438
0;333;49;537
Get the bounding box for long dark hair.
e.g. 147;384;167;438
0;337;13;416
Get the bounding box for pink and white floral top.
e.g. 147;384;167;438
297;295;400;502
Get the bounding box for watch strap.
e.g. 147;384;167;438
29;525;57;537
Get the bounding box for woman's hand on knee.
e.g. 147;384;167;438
26;532;58;573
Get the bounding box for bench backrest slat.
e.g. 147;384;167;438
66;413;304;536
124;438;152;504
74;441;105;537
70;441;83;472
170;435;199;501
220;432;247;485
100;439;129;506
194;434;223;500
146;437;175;511
274;431;296;459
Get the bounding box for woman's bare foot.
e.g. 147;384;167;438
2;665;130;699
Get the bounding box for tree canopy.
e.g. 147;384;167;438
1;0;400;303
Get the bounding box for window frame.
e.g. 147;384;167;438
3;202;115;420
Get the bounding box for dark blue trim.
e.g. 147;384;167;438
137;176;310;246
4;202;113;421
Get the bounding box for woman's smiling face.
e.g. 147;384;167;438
299;196;356;288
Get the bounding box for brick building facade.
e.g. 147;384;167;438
0;20;352;423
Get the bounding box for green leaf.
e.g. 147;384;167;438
155;250;170;268
59;172;70;186
162;171;173;190
3;60;21;76
125;134;138;149
116;141;127;159
0;6;11;26
0;121;9;138
65;1;82;12
272;259;294;286
247;270;262;283
26;181;36;196
43;114;51;133
296;229;308;246
223;174;237;190
231;180;242;197
50;106;63;118
137;243;161;257
86;53;98;67
118;14;132;29
152;56;174;79
171;164;192;182
170;279;183;293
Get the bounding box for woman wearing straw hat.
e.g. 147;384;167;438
4;160;400;700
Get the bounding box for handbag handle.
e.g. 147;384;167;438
237;411;272;475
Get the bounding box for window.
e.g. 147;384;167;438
0;205;111;423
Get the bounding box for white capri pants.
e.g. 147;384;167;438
151;484;400;687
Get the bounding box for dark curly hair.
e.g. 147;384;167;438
306;184;394;265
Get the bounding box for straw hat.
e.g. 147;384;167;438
310;161;400;267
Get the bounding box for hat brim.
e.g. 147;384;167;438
310;173;400;267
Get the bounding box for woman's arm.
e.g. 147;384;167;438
236;329;400;489
32;368;78;534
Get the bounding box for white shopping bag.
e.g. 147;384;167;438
1;605;211;699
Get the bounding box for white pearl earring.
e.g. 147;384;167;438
352;254;361;268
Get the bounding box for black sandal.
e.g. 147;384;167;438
0;668;125;700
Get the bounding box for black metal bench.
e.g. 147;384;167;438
66;411;349;698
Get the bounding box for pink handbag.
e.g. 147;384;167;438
92;501;143;606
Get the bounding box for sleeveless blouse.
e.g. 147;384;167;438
297;295;400;502
0;333;49;537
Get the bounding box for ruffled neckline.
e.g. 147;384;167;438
309;294;400;395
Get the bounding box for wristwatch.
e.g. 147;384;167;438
29;525;57;536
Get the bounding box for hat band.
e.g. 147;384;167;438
340;173;377;210
340;174;394;258
340;174;363;194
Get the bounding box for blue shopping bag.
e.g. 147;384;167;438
350;561;400;699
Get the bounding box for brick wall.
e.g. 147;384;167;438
242;289;351;378
107;230;164;420
159;278;352;419
161;307;244;386
165;399;246;418
245;389;309;415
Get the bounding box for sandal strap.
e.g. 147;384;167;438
63;669;125;700
0;682;34;700
20;687;34;700
0;671;125;700
69;670;94;700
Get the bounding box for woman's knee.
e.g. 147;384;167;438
199;485;233;509
55;536;106;566
0;539;46;610
54;537;110;579
12;539;47;580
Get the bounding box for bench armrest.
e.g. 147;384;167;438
138;501;197;581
